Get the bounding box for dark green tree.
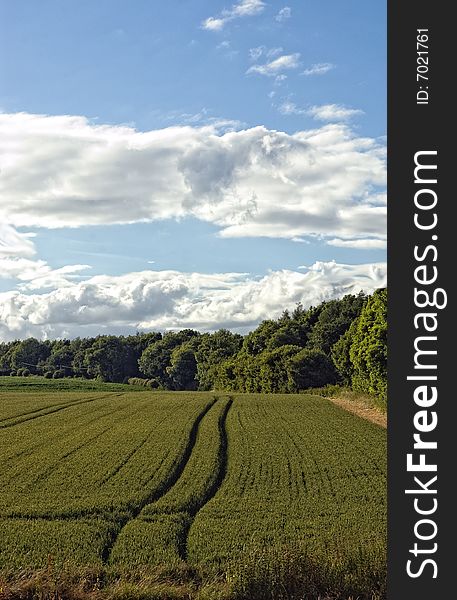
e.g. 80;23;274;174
83;336;137;382
195;329;243;390
331;320;357;385
259;345;302;392
308;293;366;355
167;344;198;390
349;289;387;406
288;348;338;390
242;320;280;355
138;330;200;387
10;338;50;374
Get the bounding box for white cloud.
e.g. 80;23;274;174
0;261;387;340
0;113;386;244
302;62;335;76
202;0;265;31
275;7;292;22
249;46;283;61
0;256;91;290
327;238;387;249
278;100;306;115
246;53;301;76
249;46;265;61
278;102;363;122
0;224;37;258
307;104;364;121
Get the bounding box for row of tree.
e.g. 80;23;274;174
0;289;387;405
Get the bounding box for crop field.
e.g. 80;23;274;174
0;390;386;599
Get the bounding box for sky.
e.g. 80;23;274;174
0;0;387;341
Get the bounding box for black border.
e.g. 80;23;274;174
388;2;453;597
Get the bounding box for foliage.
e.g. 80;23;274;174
331;322;356;385
166;344;198;391
348;289;387;408
307;293;366;355
84;336;138;383
288;348;338;390
138;330;200;388
194;330;243;390
9;338;51;374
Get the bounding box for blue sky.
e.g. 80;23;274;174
0;1;386;339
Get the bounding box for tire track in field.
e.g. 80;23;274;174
0;393;123;429
180;396;233;561
102;397;219;564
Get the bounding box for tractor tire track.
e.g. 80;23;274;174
179;396;233;561
102;397;218;564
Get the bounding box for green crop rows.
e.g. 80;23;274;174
188;395;386;569
0;390;386;596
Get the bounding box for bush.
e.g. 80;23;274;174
43;371;53;379
22;368;31;377
127;377;159;388
289;348;338;390
146;379;160;389
53;369;65;379
9;370;17;377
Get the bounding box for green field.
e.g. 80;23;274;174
0;375;146;392
0;389;386;599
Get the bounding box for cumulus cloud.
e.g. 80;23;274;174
246;53;301;76
202;0;265;31
307;104;364;121
302;62;335;76
275;7;291;22
0;261;386;341
0;113;385;245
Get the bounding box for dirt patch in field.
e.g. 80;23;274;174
328;396;387;428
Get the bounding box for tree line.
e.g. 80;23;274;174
0;289;387;406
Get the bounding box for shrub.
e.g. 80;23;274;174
9;370;17;377
22;368;31;377
289;348;338;390
146;379;160;389
44;371;53;379
53;369;65;379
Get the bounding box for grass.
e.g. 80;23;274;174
0;390;386;599
0;556;386;600
0;376;148;393
304;385;386;413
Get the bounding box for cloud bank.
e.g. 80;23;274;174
0;113;386;245
0;261;387;340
